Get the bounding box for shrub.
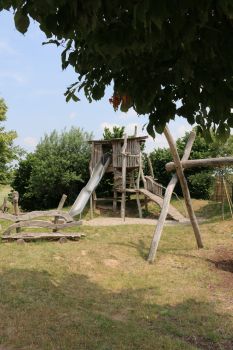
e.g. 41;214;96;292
12;127;92;210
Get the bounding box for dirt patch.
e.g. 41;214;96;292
184;335;233;350
211;247;233;273
82;217;189;226
215;260;233;273
103;259;119;268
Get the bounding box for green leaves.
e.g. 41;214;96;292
4;0;233;137
12;127;92;210
14;9;30;34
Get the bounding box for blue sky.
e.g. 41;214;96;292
0;10;191;153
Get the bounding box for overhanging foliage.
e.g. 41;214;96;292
2;1;233;138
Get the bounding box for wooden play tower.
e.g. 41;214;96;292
88;134;185;221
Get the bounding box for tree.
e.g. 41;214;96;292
12;127;92;210
103;126;125;140
0;98;21;184
2;1;233;138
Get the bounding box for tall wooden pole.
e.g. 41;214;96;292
164;126;203;249
147;130;196;263
121;134;127;221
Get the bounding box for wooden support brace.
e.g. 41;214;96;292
147;130;196;263
164;126;203;249
53;194;67;232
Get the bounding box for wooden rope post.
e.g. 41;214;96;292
121;134;128;221
53;194;67;232
148;130;196;263
164;126;203;249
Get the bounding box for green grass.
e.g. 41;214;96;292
0;221;232;349
0;186;232;349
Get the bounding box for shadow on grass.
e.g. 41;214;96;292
0;269;232;350
195;201;232;222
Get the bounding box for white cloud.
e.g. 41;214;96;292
117;108;138;120
68;112;77;119
0;40;17;56
0;70;27;84
23;137;38;148
32;88;60;97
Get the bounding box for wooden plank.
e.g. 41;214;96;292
147;130;196;263
166;156;233;172
3;220;82;236
14;210;73;222
2;232;85;242
139;188;185;221
164;126;203;249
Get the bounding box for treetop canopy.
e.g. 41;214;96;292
2;0;233;139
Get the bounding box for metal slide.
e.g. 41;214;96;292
69;154;111;217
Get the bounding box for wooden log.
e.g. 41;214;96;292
121;134;127;221
2;232;85;242
0;210;73;223
2;220;82;236
0;212;18;222
164;126;203;249
147;130;196;263
53;194;67;232
166;156;233;172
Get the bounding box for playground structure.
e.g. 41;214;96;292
0;131;185;243
0;192;84;243
148;126;233;263
69;132;185;222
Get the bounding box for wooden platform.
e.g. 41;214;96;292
1;232;85;242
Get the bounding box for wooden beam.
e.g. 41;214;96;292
3;219;82;236
166;156;233;172
121;134;127;221
147;130;196;263
164;126;203;249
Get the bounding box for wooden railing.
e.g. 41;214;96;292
144;176;164;197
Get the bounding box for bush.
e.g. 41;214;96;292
12;127;92;210
188;171;214;199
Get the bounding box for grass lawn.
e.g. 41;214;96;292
0;212;232;349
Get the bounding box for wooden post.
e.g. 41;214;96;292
147;130;196;263
1;197;8;213
135;155;142;219
164;126;203;249
121;134;127;221
113;190;117;211
147;156;154;178
53;194;67;232
12;191;20;233
90;194;94;219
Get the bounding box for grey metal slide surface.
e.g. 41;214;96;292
69;154;111;217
